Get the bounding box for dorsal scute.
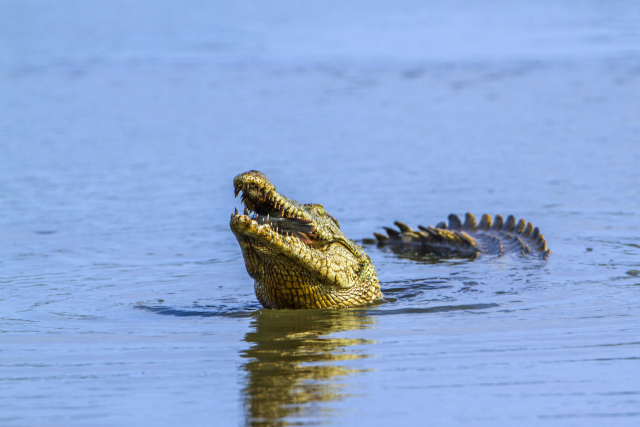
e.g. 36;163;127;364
418;225;437;236
373;232;388;242
523;222;534;237
478;214;492;230
504;215;516;232
531;227;540;240
394;221;413;233
492;214;504;230
448;214;462;230
462;213;477;230
383;227;400;238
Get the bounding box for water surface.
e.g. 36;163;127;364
1;1;640;426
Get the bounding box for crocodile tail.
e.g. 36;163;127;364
373;213;550;259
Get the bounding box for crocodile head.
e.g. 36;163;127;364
230;170;382;309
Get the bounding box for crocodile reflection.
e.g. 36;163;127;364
240;309;375;427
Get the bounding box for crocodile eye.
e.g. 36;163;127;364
316;205;325;215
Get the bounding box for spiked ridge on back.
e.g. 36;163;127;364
371;213;550;259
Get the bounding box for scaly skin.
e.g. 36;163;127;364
230;171;382;309
230;171;550;309
370;213;551;259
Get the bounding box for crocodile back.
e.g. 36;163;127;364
371;213;550;259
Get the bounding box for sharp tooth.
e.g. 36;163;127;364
281;209;285;217
263;193;266;202
244;208;249;215
266;214;270;222
234;188;240;198
234;207;238;216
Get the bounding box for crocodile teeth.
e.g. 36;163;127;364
234;188;240;198
244;207;249;215
234;207;238;216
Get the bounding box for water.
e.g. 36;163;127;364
1;1;640;426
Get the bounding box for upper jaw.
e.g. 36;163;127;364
233;171;306;220
232;171;317;245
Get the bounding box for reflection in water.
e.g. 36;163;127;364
240;309;375;427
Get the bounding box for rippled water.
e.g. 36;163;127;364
2;1;640;426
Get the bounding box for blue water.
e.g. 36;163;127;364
2;1;640;426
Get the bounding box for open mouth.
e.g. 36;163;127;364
232;174;316;245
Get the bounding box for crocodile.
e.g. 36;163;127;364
230;170;550;310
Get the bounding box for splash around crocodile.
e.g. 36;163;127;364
230;170;550;309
